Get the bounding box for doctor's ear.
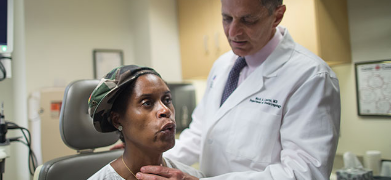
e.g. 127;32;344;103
273;5;286;27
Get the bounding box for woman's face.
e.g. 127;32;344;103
118;74;176;153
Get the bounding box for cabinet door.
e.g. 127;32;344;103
210;0;231;61
280;0;351;65
178;0;214;79
280;0;320;55
315;0;351;65
178;0;231;79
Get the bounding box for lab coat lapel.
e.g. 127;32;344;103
213;64;265;123
211;26;295;126
206;54;237;122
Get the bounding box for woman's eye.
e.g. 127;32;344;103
142;100;152;107
164;97;172;104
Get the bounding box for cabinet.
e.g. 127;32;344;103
177;0;351;79
280;0;351;66
177;0;230;79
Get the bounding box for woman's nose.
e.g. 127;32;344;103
157;101;171;118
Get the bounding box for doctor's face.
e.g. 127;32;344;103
117;74;176;153
221;0;285;56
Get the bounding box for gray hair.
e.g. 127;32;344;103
259;0;283;15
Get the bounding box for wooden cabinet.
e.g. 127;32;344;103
177;0;230;79
178;0;351;79
279;0;351;66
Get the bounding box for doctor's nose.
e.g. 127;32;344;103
228;20;243;38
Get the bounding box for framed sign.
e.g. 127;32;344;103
355;60;391;116
93;49;124;79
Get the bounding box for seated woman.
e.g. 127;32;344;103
87;65;204;180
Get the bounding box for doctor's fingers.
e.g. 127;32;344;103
137;166;198;180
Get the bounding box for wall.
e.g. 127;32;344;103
333;0;391;159
149;0;182;82
131;0;183;82
24;0;181;93
130;0;152;68
24;0;136;94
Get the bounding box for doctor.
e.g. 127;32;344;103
136;0;341;179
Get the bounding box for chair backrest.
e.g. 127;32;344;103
34;80;122;180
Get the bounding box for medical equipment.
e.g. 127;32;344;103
167;83;196;132
0;102;38;180
0;0;14;54
0;0;14;80
0;54;11;80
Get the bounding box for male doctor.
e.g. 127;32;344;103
137;0;341;179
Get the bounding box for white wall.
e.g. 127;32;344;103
24;0;136;94
131;0;183;82
130;0;152;68
149;0;182;82
333;0;391;159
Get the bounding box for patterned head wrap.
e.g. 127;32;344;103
88;65;161;132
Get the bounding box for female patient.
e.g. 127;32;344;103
87;65;203;180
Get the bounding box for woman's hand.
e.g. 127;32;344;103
136;166;199;180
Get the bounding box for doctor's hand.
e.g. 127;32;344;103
136;166;199;180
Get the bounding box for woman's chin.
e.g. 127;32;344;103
163;139;176;151
151;133;176;153
156;139;175;153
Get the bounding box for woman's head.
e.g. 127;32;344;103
88;65;176;152
112;74;176;152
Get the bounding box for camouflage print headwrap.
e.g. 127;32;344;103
88;65;161;133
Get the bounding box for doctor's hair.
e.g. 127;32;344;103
259;0;283;15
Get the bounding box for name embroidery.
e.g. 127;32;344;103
250;97;281;109
209;75;217;88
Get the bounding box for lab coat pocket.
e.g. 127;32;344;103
226;108;281;163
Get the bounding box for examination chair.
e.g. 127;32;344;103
33;80;122;180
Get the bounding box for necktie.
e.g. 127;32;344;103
220;56;247;106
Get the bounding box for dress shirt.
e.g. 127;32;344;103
238;27;284;85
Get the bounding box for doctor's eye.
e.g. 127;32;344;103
222;15;232;23
241;17;258;25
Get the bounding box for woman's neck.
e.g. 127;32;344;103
122;146;165;174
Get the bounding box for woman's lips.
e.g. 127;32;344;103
160;122;176;134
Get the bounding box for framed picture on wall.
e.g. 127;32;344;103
93;49;124;79
355;60;391;116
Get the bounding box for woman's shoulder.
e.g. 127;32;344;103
164;157;205;178
87;163;124;180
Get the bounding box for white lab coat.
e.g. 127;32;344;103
165;26;341;180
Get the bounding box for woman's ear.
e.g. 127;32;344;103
110;111;121;129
